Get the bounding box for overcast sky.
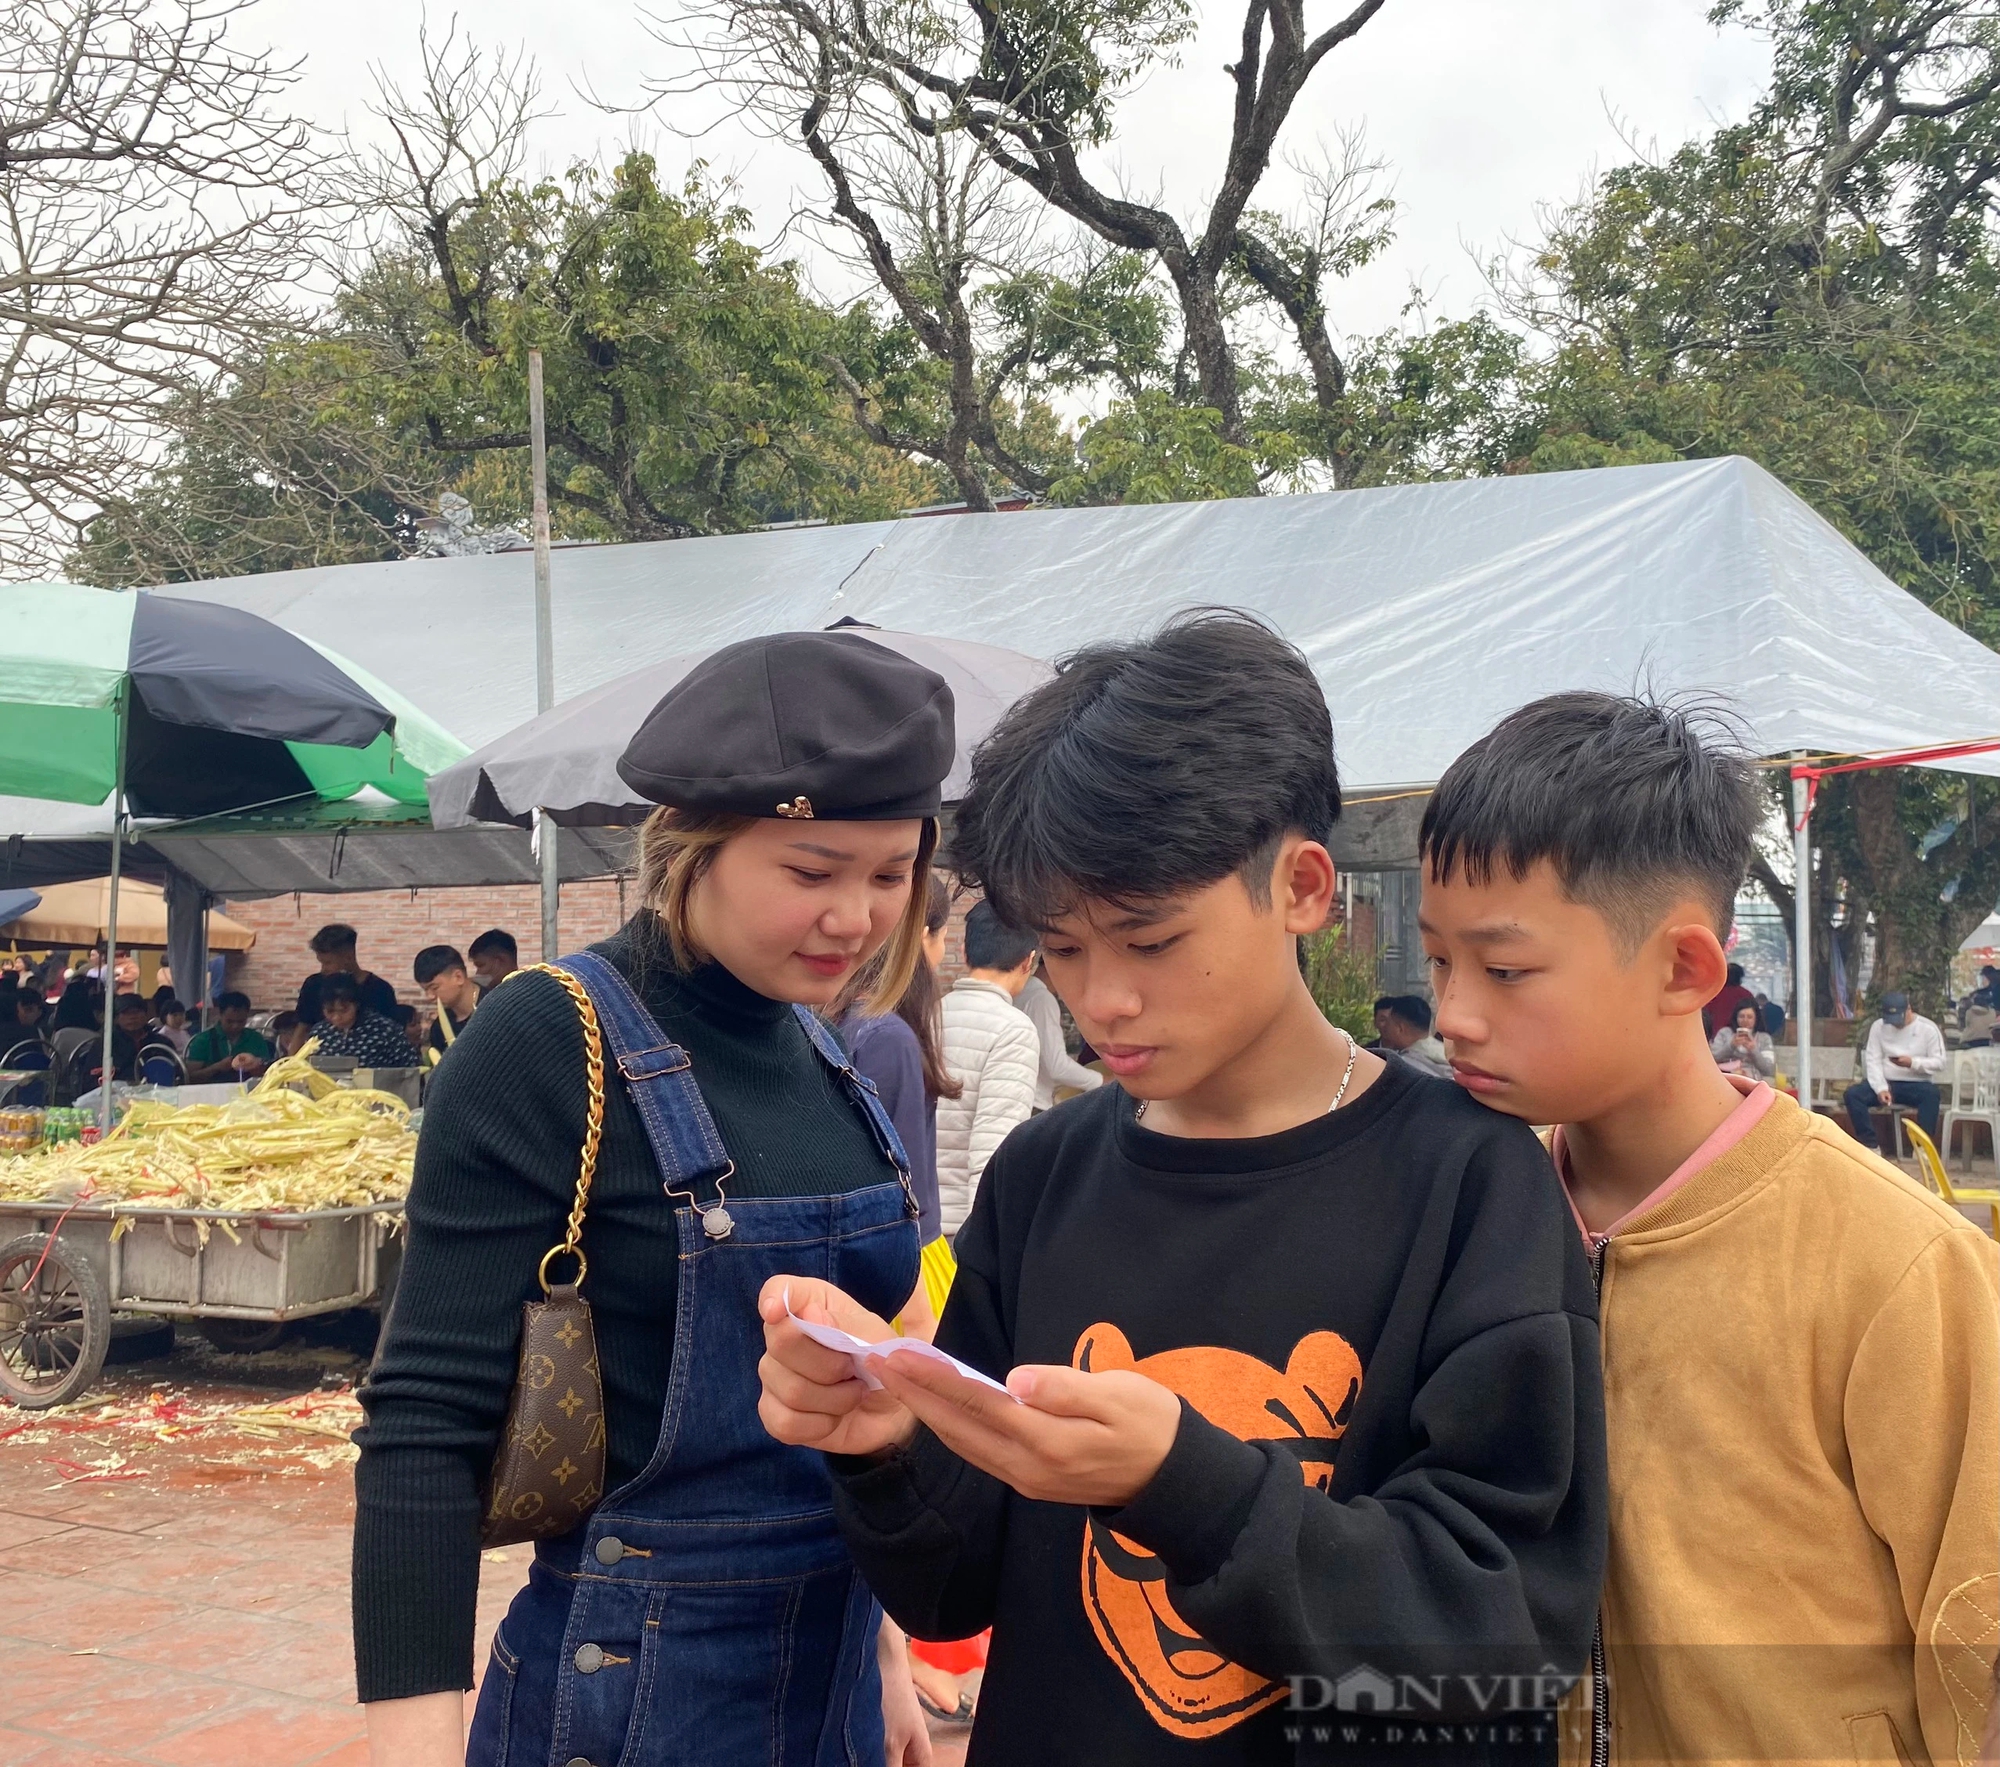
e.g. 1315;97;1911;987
255;0;1773;339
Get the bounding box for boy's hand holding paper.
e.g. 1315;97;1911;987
757;1274;1181;1507
875;1347;1183;1510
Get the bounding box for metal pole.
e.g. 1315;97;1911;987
100;682;127;1134
1792;755;1813;1105
529;348;559;963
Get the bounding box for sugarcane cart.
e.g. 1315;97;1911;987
0;1198;404;1409
0;1055;415;1410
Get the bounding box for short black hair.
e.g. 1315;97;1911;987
151;984;177;1009
469;928;518;964
310;922;359;955
949;610;1341;927
1421;691;1758;956
1386;995;1432;1035
271;1010;301;1033
1372;996;1396;1014
113;992;148;1017
413;944;467;986
1725;962;1745;986
319;974;362;1009
214;990;251;1013
962;901;1039;972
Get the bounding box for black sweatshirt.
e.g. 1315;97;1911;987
832;1058;1607;1765
351;917;895;1703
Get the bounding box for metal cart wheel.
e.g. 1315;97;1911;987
0;1232;111;1410
197;1318;289;1354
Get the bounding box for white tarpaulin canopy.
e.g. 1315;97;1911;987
154;521;898;751
145;457;2000;793
17;452;1979;1096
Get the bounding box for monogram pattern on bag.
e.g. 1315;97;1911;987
480;1287;608;1546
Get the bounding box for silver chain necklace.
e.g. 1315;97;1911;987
1134;1028;1360;1125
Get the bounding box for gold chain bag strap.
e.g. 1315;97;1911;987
479;964;610;1548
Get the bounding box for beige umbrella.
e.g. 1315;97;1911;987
0;878;256;951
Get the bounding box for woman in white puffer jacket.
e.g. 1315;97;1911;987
935;902;1042;1239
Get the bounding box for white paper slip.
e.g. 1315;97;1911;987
783;1288;1020;1401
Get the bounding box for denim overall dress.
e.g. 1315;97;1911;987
467;952;920;1767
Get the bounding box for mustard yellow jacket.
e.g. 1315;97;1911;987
1561;1091;1997;1767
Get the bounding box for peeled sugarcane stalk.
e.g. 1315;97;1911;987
0;1039;417;1212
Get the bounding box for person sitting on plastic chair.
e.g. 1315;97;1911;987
0;1036;52;1107
137;1043;185;1087
1843;991;1946;1151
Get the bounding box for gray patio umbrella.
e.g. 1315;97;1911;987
428;627;1050;830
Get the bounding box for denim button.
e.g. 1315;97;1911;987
564;1758;595;1767
574;1642;604;1674
593;1535;624;1565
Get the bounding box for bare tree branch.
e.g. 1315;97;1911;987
0;0;339;571
675;0;1390;448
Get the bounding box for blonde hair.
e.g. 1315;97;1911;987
635;807;938;1015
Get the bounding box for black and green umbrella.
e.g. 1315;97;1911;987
0;582;462;817
0;582;466;1122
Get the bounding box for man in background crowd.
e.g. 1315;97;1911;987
937;902;1041;1241
7;987;47;1050
109;993;153;1082
296;923;400;1026
1375;994;1452;1077
467;928;519;992
413;945;481;1067
270;1011;310;1058
1843;990;1947;1151
185;992;274;1082
1017;960;1102;1112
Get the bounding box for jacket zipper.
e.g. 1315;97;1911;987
1587;1234;1611;1767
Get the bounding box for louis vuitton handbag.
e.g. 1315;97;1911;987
479;964;611;1548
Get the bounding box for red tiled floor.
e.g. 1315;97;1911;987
4;1643;176;1725
8;1674;238;1752
0;1353;514;1767
302;1742;376;1767
147;1698;366;1767
0;1739;146;1767
3;1344;974;1767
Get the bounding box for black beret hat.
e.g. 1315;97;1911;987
617;631;956;820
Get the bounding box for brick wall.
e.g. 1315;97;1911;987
218;879;634;1012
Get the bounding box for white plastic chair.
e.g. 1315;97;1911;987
1941;1051;2000;1171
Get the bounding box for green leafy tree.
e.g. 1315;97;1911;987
73;33;931;580
1476;2;2000;1013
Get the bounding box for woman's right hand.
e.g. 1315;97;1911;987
365;1691;465;1766
757;1275;920;1460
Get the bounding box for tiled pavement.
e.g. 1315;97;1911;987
0;1328;970;1766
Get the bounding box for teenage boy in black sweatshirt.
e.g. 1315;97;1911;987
759;613;1607;1765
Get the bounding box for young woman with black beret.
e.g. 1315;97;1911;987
354;631;952;1767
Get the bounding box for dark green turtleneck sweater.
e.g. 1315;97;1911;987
351;916;896;1703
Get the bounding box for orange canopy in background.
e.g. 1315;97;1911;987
0;879;256;951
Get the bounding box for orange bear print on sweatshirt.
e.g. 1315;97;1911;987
1071;1320;1364;1738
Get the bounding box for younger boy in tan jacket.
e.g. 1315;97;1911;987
1419;692;1998;1767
